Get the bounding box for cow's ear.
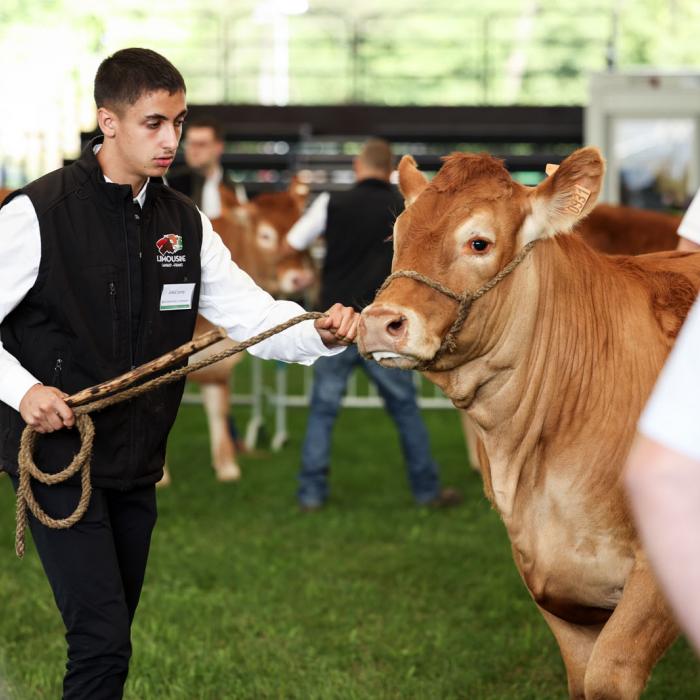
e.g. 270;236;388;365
523;147;605;242
398;155;429;207
288;175;309;211
229;205;251;229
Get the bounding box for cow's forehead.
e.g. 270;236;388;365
403;185;524;235
429;152;514;196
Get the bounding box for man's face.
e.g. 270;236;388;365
103;89;187;180
183;126;223;172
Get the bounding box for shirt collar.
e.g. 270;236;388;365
93;143;149;208
207;165;223;186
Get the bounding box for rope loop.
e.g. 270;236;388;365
15;311;325;558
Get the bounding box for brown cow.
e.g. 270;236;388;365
460;201;682;471
161;179;314;484
358;148;700;698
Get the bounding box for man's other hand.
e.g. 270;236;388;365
314;303;359;348
19;384;75;433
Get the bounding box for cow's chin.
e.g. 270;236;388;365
367;351;423;370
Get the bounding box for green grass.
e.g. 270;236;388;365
0;370;698;699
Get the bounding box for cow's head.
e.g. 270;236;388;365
358;148;605;371
215;177;315;297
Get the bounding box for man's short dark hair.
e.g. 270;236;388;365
359;138;393;174
186;117;225;142
94;48;186;111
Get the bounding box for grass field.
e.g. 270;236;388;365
0;362;698;699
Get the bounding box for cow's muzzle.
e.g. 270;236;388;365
360;240;539;371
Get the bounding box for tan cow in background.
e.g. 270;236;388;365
162;179;315;484
358;148;700;698
576;202;680;254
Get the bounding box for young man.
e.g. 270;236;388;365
167;117;247;218
285;139;461;511
0;48;357;699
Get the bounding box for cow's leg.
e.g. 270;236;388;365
539;608;603;699
458;410;482;472
201;383;241;482
583;559;677;699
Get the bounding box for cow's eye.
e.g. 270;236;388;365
470;238;492;254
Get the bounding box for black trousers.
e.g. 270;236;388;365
11;476;157;700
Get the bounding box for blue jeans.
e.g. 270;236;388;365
297;345;441;506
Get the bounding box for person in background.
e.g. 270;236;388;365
625;297;700;655
167;117;246;219
285;138;461;511
625;187;700;655
677;189;700;251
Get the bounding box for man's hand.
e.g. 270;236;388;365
19;384;75;433
314;303;360;348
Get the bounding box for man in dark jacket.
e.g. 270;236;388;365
167;117;246;218
0;48;357;700
286;139;461;510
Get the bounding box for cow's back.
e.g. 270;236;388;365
613;249;700;342
576;204;680;255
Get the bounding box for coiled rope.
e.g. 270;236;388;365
15;312;325;558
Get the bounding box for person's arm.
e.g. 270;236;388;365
0;196;74;432
625;436;700;654
197;210;357;364
284;192;330;252
624;295;700;654
677;236;700;252
677;190;700;251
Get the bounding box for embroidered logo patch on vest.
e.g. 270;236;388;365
156;234;186;268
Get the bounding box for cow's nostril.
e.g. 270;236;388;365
386;317;407;336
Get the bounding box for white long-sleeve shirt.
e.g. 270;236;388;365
286;192;330;251
0;190;340;412
678;190;700;245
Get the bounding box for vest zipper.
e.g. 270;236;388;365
122;209;137;489
121;211;135;370
109;281;119;359
51;357;63;389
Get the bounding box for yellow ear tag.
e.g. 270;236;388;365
567;184;591;215
546;163;591;215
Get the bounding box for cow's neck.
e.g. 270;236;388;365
429;235;667;521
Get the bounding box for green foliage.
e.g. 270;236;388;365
2;0;700;107
0;371;698;698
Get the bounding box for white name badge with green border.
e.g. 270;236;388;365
160;283;196;311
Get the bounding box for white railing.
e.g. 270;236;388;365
183;356;453;452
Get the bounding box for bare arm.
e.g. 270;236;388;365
625;434;700;655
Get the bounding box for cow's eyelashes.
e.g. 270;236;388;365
468;238;492;254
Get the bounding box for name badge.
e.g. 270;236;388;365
160;283;196;311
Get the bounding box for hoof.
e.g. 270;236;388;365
215;462;242;482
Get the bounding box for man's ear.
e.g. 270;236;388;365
398;155;429;207
522;147;605;243
97;107;118;139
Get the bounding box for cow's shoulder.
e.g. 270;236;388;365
613;252;700;339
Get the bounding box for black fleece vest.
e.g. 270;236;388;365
0;138;203;489
320;179;403;312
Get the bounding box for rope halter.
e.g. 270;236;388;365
367;239;539;371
